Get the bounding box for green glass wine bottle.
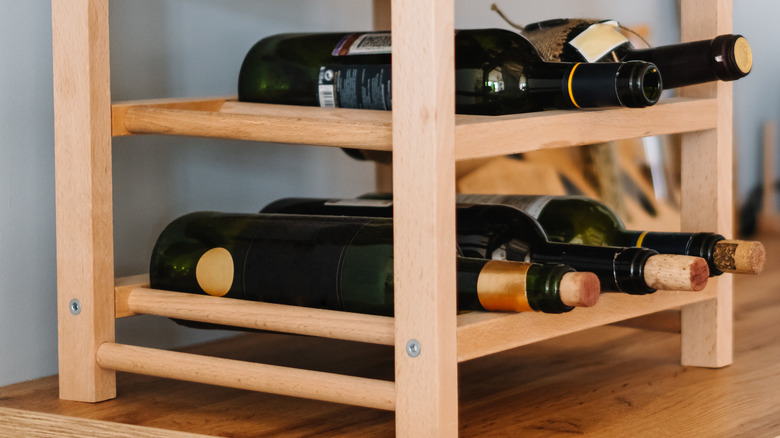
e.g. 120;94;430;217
149;212;600;316
261;197;710;294
521;18;752;89
237;28;662;115
455;194;766;276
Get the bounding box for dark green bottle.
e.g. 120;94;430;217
456;194;765;276
149;212;600;316
261;197;710;294
237;28;662;115
521;18;752;89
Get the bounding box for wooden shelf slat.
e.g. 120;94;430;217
456;286;718;362
114;98;393;149
115;276;717;365
111;97;718;159
96;342;396;411
454;96;719;159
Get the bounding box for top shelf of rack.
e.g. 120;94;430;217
112;96;717;159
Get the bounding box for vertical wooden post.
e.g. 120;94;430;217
679;0;734;368
52;0;116;401
391;0;458;435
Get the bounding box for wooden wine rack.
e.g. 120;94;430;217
53;0;734;435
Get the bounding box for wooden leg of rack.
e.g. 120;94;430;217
679;95;734;368
52;0;116;401
391;0;458;435
679;0;734;369
681;277;734;368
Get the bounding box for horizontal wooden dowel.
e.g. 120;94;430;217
116;284;395;346
121;104;393;149
112;96;230;137
114;274;150;318
96;343;396;411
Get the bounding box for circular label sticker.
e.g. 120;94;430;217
195;247;234;297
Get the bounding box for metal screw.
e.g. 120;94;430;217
69;299;81;315
406;339;421;357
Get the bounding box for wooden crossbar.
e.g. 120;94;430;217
115;281;395;346
96;342;396;411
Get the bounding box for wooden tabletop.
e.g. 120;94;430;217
2;235;779;437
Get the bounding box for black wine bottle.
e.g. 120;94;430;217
521;18;752;89
237;28;662;115
149;212;600;316
455;194;766;276
261;197;709;294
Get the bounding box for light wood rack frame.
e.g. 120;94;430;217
53;0;735;435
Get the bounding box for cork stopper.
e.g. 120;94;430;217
558;272;601;307
733;36;753;75
643;254;709;291
713;240;766;274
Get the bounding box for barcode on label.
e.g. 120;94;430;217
318;85;336;108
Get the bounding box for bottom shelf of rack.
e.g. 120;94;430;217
116;275;718;363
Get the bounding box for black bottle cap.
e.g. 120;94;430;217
710;34;752;81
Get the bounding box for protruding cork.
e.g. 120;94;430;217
559;272;601;308
734;36;753;75
644;254;709;291
713;240;766;275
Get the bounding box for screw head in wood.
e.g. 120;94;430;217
69;299;81;315
406;339;421;357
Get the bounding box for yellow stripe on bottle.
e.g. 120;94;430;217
568;63;582;108
635;231;648;247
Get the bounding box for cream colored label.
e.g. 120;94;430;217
569;21;629;62
476;260;533;312
196;247;234;297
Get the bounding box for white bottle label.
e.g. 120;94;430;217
332;32;392;56
568;21;629;62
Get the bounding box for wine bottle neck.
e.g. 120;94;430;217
532;243;657;294
623;35;752;89
622;231;724;275
460;258;575;313
566;61;661;108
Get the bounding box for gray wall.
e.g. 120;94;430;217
0;0;770;386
